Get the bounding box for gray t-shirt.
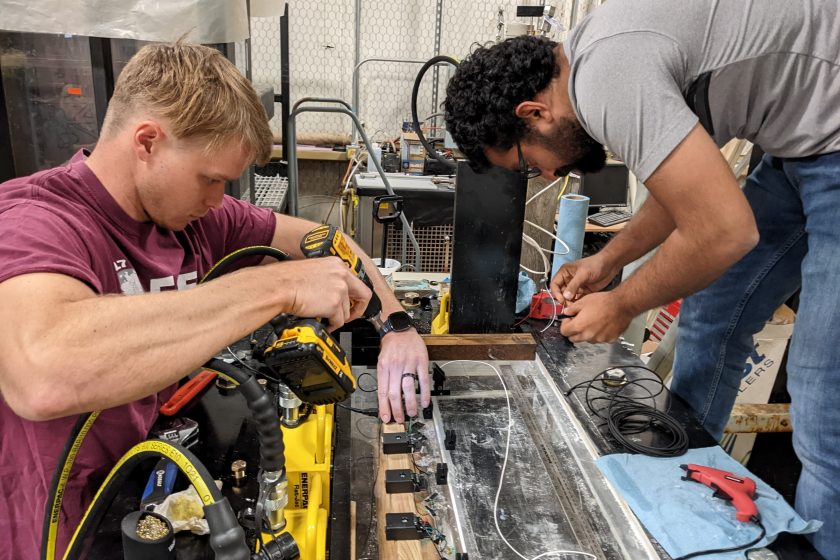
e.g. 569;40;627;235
564;0;840;182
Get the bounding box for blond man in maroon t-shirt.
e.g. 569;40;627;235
0;42;429;559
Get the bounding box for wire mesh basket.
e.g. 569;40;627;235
243;174;289;212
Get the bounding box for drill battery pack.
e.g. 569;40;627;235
262;319;356;404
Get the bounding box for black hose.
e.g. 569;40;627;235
411;55;459;170
202;247;288;473
205;500;252;560
201;246;289;283
565;365;689;458
44;246;289;560
41;412;98;560
204;358;285;473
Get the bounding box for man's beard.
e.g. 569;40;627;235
530;117;606;177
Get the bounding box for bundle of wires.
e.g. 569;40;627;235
407;417;450;560
334;146;368;235
520;175;571;279
565;365;689;457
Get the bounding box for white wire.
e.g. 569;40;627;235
541;248;572;256
520;233;551;279
525;176;563;206
519;264;548;276
524;220;570;255
539;289;558;333
339;157;365;231
440;360;597;560
344;160;364;193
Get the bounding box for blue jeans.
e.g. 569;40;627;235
672;151;840;559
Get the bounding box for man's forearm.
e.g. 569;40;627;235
603;124;759;323
269;212;402;316
612;226;752;317
345;236;404;316
599;196;676;270
2;266;289;419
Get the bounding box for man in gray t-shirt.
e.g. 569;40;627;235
444;1;840;557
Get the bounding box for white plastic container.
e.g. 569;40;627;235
374;258;400;287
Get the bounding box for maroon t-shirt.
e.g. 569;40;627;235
0;151;276;559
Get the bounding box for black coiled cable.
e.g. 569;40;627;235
565;365;689;457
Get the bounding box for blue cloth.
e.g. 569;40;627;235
597;446;821;560
515;272;536;313
671;151;840;558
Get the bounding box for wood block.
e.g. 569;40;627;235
421;333;536;361
725;403;792;434
350;501;357;559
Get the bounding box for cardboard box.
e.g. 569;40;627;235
722;305;795;464
400;132;427;174
649;300;681;342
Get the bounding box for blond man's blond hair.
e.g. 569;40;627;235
103;42;272;165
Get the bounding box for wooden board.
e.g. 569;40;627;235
350;501;357;559
270;145;349;161
421;333;536;361
725;403;792;433
375;423;439;560
521;176;563;281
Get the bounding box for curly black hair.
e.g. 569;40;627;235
444;35;559;172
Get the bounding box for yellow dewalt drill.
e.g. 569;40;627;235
299;224;385;332
261;225;383;404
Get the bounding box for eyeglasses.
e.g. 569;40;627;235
516;141;541;179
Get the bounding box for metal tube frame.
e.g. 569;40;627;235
431;0;443;134
570;0;581;28
286;100;423;270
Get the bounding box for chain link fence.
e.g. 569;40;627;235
250;1;605;140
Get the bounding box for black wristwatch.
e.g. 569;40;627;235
379;311;414;337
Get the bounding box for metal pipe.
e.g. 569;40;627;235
287;103;423;270
570;0;581;28
245;0;252;83
287;113;299;216
431;0;443;132
292;97;353;113
279;3;290;162
352;0;362;142
401;228;408;270
354;0;362;106
287;97;353;217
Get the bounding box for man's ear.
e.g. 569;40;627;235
132;121;165;162
515;100;554;134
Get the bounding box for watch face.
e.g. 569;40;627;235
389;312;412;331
